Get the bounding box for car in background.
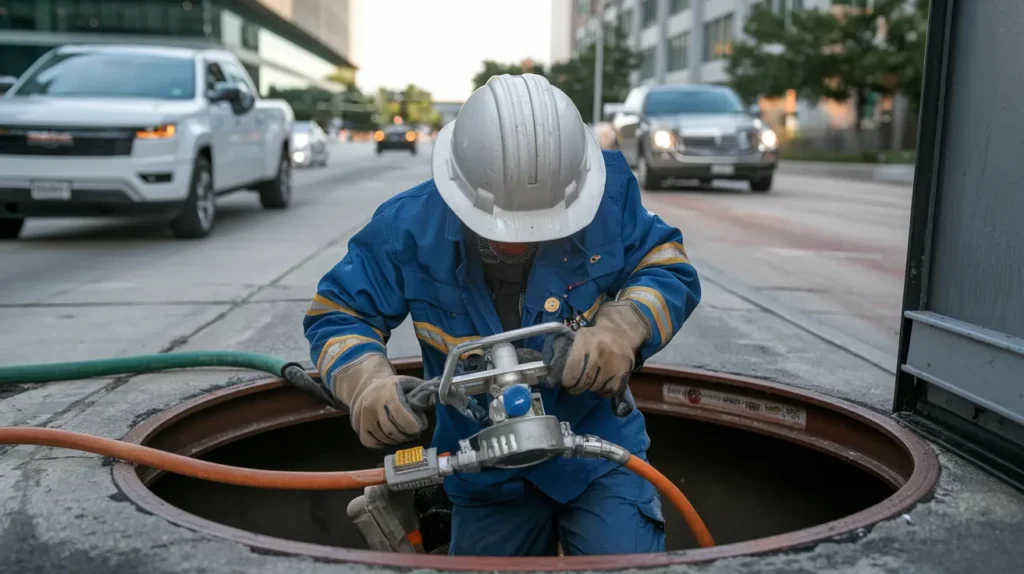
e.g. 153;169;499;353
374;125;417;155
0;76;16;95
611;83;779;192
0;44;294;240
290;120;329;168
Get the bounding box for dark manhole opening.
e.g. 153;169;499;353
150;414;894;550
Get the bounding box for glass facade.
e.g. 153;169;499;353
668;32;688;72
703;12;735;62
0;0;349;94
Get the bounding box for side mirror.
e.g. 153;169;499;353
748;103;762;118
209;82;253;114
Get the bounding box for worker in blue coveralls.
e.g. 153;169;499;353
304;73;701;556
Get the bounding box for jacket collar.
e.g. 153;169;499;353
445;207;588;261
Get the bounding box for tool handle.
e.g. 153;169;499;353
610;386;635;417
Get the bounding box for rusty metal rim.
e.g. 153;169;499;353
113;361;940;572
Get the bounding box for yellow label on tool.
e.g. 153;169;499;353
394;446;425;468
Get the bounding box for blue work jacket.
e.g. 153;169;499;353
304;150;701;506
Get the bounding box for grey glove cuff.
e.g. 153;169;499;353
401;376;439;412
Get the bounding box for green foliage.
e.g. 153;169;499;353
470;25;640;123
472;61;539;90
727;1;929;113
376;84;440;126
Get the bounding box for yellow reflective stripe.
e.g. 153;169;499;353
583;294;606;322
317;335;383;374
633;242;689;273
306;294;384;340
620;286;672;343
413;322;478;354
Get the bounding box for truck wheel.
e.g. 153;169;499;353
0;218;24;240
259;152;292;209
749;175;773;193
637;156;664;191
170;156;215;239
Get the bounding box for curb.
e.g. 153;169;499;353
698;264;899;376
779;160;915;186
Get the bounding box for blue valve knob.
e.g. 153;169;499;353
502;386;533;418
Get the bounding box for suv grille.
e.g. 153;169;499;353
681;130;756;154
0;126;135;157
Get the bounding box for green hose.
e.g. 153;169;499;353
0;350;341;409
0;351;289;385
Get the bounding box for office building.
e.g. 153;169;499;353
560;0;832;86
0;0;354;95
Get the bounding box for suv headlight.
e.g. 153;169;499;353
760;129;779;150
651;129;675;150
136;124;176;140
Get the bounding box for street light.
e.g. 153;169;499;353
593;1;607;126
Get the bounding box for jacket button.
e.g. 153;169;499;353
590;254;601;264
544;297;561;313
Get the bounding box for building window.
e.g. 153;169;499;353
640;0;657;29
703;13;735;62
640;46;657;80
577;0;591;16
668;32;689;72
618;8;634;35
670;0;690;14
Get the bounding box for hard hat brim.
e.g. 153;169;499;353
431;122;607;244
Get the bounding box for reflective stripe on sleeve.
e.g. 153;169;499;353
306;294;385;339
620;286;673;343
413;322;478;355
633;242;689;273
317;335;384;375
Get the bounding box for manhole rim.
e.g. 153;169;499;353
113;360;940;571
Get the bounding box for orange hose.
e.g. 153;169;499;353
1;428;714;548
0;427;385;490
625;455;716;548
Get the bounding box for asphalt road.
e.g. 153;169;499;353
641;173;910;371
0;141;909;380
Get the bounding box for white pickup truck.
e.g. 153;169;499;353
0;44;295;239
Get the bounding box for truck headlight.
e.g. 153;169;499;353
760;129;779;150
652;130;675;150
136;124;176;140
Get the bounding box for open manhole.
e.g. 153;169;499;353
113;360;939;570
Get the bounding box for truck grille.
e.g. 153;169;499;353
0;126;135;157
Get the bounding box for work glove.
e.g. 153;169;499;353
543;301;651;399
330;353;437;449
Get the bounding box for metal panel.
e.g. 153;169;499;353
895;0;1024;492
925;0;1024;339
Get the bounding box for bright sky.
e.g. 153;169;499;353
350;0;553;102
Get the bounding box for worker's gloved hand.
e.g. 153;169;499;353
543;301;651;398
330;353;436;449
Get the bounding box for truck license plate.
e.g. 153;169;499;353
710;165;735;176
30;181;72;200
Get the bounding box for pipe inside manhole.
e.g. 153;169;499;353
113;360;939;570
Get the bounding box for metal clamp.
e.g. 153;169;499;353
437;323;574;411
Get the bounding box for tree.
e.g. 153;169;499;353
470;25;639;123
727;2;929;144
376;84;440;126
472;61;542;91
549;24;640;123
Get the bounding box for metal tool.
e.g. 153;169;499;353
385;323;637;489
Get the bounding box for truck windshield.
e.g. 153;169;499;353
644;89;745;116
12;52;195;100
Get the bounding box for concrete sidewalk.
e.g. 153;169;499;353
779;160;916;186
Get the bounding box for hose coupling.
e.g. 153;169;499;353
383;446;455;491
562;428;631;465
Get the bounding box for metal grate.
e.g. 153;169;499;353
0;126;135;157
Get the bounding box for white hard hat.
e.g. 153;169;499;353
431;73;606;243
